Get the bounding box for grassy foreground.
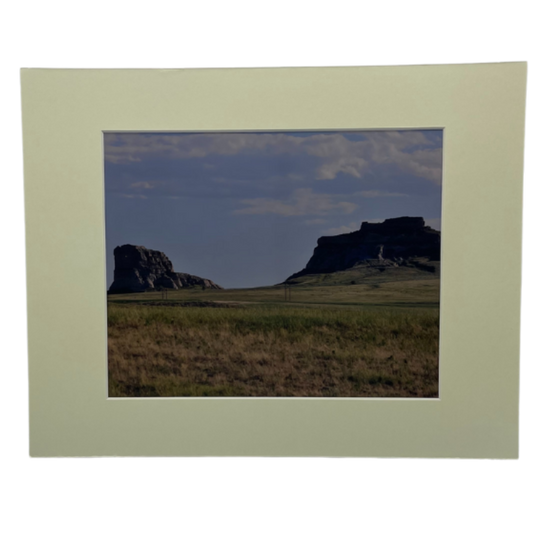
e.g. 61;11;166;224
108;281;439;398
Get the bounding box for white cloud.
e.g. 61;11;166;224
234;188;357;217
119;193;147;199
360;133;443;184
316;156;368;180
355;190;408;198
130;181;155;189
108;153;141;164
304;131;442;183
104;132;301;163
323;222;361;235
105;131;443;184
397;147;443;183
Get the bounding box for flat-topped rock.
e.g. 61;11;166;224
108;244;222;294
287;217;440;280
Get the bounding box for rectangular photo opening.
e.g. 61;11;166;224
104;130;443;398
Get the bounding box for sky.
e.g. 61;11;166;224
104;130;443;289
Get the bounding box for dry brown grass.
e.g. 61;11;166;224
108;302;439;398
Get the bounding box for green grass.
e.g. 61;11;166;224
107;279;440;398
287;260;440;287
108;276;440;309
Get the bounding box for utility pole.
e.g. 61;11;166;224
284;283;292;301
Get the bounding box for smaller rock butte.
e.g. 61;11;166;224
108;244;222;294
287;216;440;281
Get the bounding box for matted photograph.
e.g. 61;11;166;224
22;64;525;457
105;129;443;398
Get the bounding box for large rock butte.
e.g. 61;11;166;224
108;244;222;294
287;217;440;281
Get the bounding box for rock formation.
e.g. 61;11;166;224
287;217;440;281
108;244;222;294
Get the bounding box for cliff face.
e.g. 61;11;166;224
288;217;440;280
108;245;222;294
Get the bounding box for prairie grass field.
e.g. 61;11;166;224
107;278;440;398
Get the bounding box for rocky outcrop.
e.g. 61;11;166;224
287;217;440;281
108;244;222;294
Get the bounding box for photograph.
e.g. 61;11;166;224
22;62;525;458
105;129;443;398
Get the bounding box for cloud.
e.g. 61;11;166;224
323;222;361;235
355;190;408;198
108;154;141;164
234;188;357;217
343;131;443;184
304;218;328;225
397;147;443;183
130;181;155;189
104;132;300;163
301;131;442;183
104;130;443;184
119;193;147;199
316;156;368;180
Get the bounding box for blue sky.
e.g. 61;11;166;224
104;130;443;289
